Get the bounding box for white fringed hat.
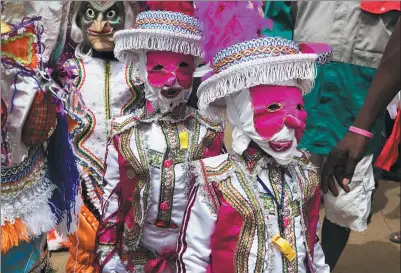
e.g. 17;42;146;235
113;1;203;64
195;1;332;118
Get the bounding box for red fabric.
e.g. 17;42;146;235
147;1;194;16
21;91;57;145
210;188;243;273
97;135;139;272
307;188;321;259
360;1;401;14
144;250;175;273
203;132;224;158
375;109;401;171
1;97;7;129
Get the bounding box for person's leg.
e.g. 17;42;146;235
321;217;351;271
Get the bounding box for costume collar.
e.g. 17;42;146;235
139;102;195;124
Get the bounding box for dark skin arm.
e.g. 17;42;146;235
321;18;401;196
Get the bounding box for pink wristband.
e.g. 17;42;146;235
349;126;374;139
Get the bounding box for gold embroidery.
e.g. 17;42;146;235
219;172;265;273
156;121;180;227
118;127;150;251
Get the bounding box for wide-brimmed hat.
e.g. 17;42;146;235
113;1;203;64
195;1;332;118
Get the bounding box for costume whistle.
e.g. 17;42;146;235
272;233;296;262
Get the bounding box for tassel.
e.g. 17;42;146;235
1;219;30;254
47;106;80;233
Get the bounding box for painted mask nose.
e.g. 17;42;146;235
164;73;177;87
284;115;304;129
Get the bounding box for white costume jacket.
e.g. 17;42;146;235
97;103;224;273
64;56;144;216
177;149;330;273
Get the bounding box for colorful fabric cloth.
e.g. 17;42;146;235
177;150;330;273
61;56;144;273
1;233;50;273
1;1;79;267
96;105;224;272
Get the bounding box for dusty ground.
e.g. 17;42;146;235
50;180;400;273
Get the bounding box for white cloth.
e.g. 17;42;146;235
1;1;70;166
322;154;376;231
65;57;141;173
387;91;401;119
225;86;298;165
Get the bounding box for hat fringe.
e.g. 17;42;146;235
198;55;318;120
114;30;203;64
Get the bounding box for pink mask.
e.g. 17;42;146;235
249;85;307;151
146;51;195;98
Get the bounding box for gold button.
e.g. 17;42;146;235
126;169;135;179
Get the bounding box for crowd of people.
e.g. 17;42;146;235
1;1;400;273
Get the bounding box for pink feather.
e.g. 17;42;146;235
195;1;271;64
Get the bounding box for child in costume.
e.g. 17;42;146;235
263;2;400;270
177;2;331;272
1;1;80;272
59;1;145;272
95;2;224;272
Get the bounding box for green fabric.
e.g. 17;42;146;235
262;1;293;40
299;62;384;155
263;1;384;156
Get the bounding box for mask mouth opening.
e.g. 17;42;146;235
87;28;114;36
268;140;293;152
161;88;182;99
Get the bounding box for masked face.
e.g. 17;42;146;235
226;84;307;165
78;1;125;52
144;51;195;114
250;85;307;145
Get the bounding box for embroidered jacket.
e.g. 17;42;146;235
62;57;144;273
177;149;330;273
64;57;144;217
96;103;224;273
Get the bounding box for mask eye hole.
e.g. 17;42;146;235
266;102;283;112
152;64;164;71
106;9;117;20
85;8;96;20
178;61;189;68
296;104;304;110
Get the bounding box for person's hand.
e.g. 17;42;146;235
321;132;371;196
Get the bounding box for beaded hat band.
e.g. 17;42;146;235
114;10;203;64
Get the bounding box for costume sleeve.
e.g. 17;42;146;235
176;184;218;273
96;139;127;273
262;1;294;40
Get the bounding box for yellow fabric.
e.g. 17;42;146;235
179;130;189;149
1;20;12;34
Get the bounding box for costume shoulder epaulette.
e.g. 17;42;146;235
195;111;224;132
110;114;139;137
191;154;234;185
